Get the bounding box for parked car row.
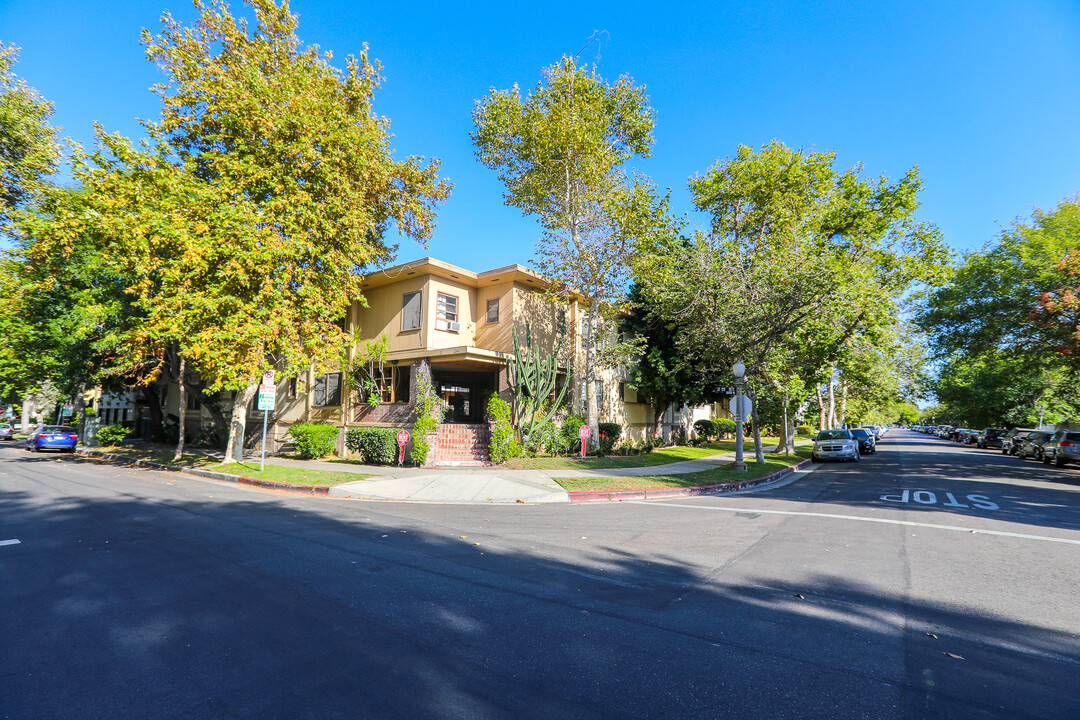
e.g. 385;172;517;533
912;424;1080;467
811;425;890;462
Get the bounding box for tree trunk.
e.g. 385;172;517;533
747;385;765;464
174;355;186;462
584;300;600;452
222;383;257;464
75;390;87;440
827;374;836;428
142;383;165;441
652;402;665;439
838;380;848;428
815;384;825;431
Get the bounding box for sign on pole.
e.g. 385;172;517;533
257;384;276;412
729;395;753;422
578;424;590;458
396;430;411;466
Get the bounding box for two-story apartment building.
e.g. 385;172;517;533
156;256;730;463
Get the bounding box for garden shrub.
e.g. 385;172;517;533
345;427;400;465
193;425;226;449
693;419;716;440
714;418;736;438
96;425;131;446
411;374;440;465
487;396;520;464
560;414;587;453
597;422;622;455
796;425;813;436
287;422;339;459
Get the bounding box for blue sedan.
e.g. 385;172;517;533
25;425;79;453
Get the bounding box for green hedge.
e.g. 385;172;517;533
287;423;339;459
345;427;401;465
694;419;716;439
714;418;736;436
487;396;521;464
96;425;130;446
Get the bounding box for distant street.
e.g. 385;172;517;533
2;430;1078;719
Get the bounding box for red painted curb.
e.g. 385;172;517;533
567;458;812;503
77;449;330;495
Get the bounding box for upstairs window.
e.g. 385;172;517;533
313;372;342;407
486;298;500;324
436;292;459;331
401;291;422;331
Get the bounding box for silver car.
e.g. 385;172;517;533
1041;431;1080;467
812;429;860;462
0;423;13;440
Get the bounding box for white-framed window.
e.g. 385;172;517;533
436;292;459;331
401;291;422;331
313;373;342;407
486;298;499;324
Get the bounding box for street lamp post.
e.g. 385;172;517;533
733;361;748;472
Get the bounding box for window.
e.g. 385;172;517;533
486;298;499;324
186;392;201;411
595;379;604;407
289;377;298;399
368;366;410;404
313;373;342;407
619;382;626;403
436;292;459;331
401;291;422;331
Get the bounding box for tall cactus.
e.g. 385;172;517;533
507;321;568;441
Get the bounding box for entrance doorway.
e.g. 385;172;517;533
432;369;496;424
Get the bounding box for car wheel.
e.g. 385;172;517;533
1054;452;1066;468
1043;451;1052;465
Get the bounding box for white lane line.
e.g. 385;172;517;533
629;502;1080;546
0;539;21;547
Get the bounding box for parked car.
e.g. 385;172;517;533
0;422;13;440
964;429;981;445
1041;431;1080;467
24;425;78;453
977;428;1006;449
850;427;876;454
1001;428;1036;455
1017;431;1052;461
812;429;860;462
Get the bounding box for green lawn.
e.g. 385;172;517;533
554;447;812;493
86;445;368;486
505;436;813;470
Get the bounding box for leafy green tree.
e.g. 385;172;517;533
644;142;947;462
0;43;61;228
473;55;675;448
24;0;450;462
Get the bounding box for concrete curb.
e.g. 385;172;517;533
75;448;330;495
566;458;813;502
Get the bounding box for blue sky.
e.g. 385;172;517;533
3;0;1079;272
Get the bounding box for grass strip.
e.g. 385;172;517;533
554;448;812;493
88;446;368;486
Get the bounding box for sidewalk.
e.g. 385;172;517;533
93;440;810;504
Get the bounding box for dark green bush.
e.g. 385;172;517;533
287;423;339;459
97;425;131;446
714;418;736;437
693;419;716;440
597;422;622;455
345;427;400;464
561;414;587;454
796;425;813;436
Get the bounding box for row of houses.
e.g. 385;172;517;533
86;257;733;464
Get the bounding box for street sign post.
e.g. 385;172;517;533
578;424;590;458
729;395;753;422
396;430;411;466
257;382;276;471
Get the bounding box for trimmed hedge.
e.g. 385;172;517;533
345;427;400;465
714;418;736;436
693;419;715;439
96;425;130;446
287;423;339;459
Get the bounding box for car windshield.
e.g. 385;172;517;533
816;430;851;440
850;429;870;439
42;426;70;433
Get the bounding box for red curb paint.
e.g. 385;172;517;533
567;458;811;503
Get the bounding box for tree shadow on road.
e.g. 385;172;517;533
1;457;1079;720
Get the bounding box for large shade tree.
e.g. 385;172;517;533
643;142;947;461
24;0;451;462
473;55;675;448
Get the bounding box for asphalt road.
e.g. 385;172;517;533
2;430;1078;719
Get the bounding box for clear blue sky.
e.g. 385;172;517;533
3;0;1079;272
